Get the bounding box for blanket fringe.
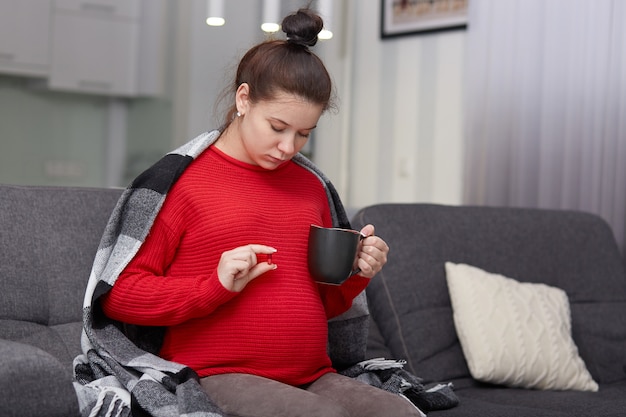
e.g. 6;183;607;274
88;389;130;417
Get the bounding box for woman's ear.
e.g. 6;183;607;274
235;83;250;116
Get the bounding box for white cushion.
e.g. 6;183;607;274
445;262;598;391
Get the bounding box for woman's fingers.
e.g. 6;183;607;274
218;245;277;291
355;228;389;278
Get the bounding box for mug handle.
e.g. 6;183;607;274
349;233;368;277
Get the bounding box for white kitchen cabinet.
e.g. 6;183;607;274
0;0;51;77
48;12;139;95
1;0;164;97
53;0;140;19
48;0;141;96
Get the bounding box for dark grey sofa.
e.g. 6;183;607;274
352;203;626;416
2;184;626;416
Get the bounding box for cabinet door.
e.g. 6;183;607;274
49;12;139;95
0;0;51;77
54;0;140;19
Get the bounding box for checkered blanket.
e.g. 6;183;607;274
72;130;370;416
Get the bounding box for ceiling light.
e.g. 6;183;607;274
262;0;281;33
206;0;225;26
318;0;333;40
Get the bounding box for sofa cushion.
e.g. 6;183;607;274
351;204;626;385
0;339;79;417
445;262;597;391
0;319;83;373
365;315;394;360
428;378;626;417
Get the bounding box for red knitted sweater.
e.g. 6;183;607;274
101;146;369;386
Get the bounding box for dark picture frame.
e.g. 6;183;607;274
381;0;469;39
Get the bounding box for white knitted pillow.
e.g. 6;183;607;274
445;262;598;392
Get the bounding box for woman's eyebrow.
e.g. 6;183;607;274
270;117;317;131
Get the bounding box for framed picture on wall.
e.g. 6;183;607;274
381;0;469;38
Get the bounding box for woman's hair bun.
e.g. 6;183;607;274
281;8;323;48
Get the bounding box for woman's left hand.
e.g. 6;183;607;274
355;224;389;279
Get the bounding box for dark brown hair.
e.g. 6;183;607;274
217;7;335;128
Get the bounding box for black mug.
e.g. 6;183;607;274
307;224;365;285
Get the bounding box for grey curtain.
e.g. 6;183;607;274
464;0;626;260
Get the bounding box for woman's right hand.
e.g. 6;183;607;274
217;244;277;292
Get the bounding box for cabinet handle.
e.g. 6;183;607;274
78;80;112;91
0;52;15;61
80;3;116;15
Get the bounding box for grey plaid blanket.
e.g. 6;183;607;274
72;130;370;416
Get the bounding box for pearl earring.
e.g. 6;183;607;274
236;111;241;117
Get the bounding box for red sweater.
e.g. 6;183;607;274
101;146;369;386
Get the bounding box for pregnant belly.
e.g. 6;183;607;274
161;289;333;385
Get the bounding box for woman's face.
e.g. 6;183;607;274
227;84;324;170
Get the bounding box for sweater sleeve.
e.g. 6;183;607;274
318;274;370;319
100;216;238;326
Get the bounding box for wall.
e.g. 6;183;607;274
0;75;108;187
314;0;466;209
172;0;264;145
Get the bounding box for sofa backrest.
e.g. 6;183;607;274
0;184;122;371
352;203;626;385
